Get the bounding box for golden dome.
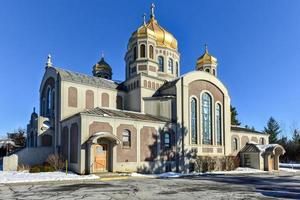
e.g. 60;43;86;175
134;5;178;50
92;56;112;79
196;45;217;66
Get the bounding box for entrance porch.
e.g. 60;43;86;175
86;132;121;174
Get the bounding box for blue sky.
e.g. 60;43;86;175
0;0;299;138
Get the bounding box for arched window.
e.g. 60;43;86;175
149;45;154;59
205;68;210;73
86;90;94;109
122;130;131;147
133;46;137;60
140;44;146;58
158;56;164;72
191;98;197;144
116;96;123;109
233;138;238;151
101;93;109;107
46;87;52;115
164;132;171;148
168;58;174;74
202;92;212;145
216;103;222;145
260;138;265;145
176;61;179;76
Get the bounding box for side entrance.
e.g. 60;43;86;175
94;144;109;172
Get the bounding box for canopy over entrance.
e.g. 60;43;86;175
88;132;121;144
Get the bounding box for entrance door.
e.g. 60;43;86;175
269;155;274;171
94;144;108;172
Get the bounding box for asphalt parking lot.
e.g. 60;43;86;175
0;172;300;200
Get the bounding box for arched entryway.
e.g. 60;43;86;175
87;132;121;173
264;144;285;171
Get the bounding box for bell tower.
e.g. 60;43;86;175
124;3;180;81
196;44;218;76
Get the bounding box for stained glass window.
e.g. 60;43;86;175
191;98;197;144
202;92;212;144
216;103;222;145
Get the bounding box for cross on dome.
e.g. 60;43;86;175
143;13;146;25
150;3;155;19
205;44;208;53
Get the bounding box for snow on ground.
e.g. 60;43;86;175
280;163;300;169
131;167;265;178
0;171;99;184
279;167;300;172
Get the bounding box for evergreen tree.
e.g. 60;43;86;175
264;117;281;143
231;106;241;126
292;129;300;144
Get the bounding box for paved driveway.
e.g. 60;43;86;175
0;172;300;199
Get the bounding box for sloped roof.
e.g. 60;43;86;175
231;125;264;134
240;143;285;155
53;67;120;90
81;107;170;123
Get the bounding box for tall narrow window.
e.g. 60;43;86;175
191;98;197;144
168;58;173;73
140;44;146;58
122;130;131;147
133;46;137;60
149;45;154;59
216;103;222;145
176;61;179;76
233;138;238;151
158;56;164;72
202;92;212;145
164;132;171;148
46;87;52;115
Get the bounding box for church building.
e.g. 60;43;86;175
26;4;274;174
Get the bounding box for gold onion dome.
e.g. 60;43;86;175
92;55;112;80
134;4;178;50
196;45;217;66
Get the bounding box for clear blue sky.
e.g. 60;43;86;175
0;0;299;138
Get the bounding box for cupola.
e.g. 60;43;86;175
196;44;218;76
124;3;180;81
92;54;112;80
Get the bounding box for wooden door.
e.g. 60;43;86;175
94;144;108;172
269;155;274;171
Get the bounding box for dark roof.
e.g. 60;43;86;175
53;67;120;90
153;78;179;97
80;107;170;123
240;143;285;154
231;126;264;134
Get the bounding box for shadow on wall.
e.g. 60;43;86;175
137;122;195;174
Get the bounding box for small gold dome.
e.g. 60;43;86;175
134;17;178;50
196;45;217;66
92;56;112;79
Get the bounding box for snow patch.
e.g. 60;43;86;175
279;168;300;172
280;163;300;168
0;171;99;184
131;167;265;178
